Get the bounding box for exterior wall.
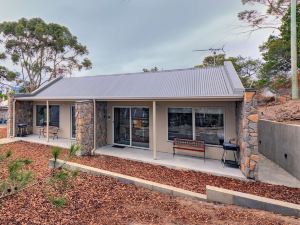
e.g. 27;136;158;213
76;100;94;155
258;119;300;180
75;100;107;155
32;101;74;139
0;108;8;121
106;100;238;160
15;101;33;135
7;95;33;137
237;90;259;179
96;101;107;148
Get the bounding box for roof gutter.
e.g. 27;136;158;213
14;96;244;101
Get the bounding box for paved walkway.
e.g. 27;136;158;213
15;135;75;149
0;138;18;145
95;145;245;179
257;154;300;188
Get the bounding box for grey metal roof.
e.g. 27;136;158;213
15;61;244;100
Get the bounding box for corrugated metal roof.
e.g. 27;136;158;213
15;61;244;100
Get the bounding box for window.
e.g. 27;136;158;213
168;107;224;145
36;105;60;127
195;108;224;145
168;108;193;140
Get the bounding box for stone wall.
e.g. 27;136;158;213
7;95;33;137
75;100;94;155
75;100;107;155
96;101;107;148
238;89;259;179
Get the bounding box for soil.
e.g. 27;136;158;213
0;141;299;224
260;100;300;124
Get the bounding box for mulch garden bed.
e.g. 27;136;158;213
0;126;7;139
1;172;297;225
70;153;300;205
0;141;299;224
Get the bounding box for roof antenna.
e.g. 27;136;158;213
193;45;226;66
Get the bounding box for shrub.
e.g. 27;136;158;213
50;197;66;208
52;147;61;169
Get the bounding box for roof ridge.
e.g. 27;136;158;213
66;65;224;79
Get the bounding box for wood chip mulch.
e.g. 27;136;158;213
0;141;299;225
70;153;300;205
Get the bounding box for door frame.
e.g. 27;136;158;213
70;105;76;139
112;106;150;149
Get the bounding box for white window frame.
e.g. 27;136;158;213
167;106;225;146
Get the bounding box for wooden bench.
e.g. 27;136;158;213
39;126;60;140
173;138;205;160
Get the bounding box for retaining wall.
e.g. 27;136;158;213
258;119;300;180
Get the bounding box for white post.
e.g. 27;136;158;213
93;99;96;155
12;100;16;137
152;101;157;160
46;100;49;142
291;0;298;99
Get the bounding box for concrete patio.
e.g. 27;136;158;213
95;145;245;179
15;134;75;149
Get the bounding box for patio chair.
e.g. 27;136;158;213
39;126;60;140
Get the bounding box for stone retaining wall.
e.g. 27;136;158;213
238;89;259;179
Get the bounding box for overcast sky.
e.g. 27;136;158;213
0;0;272;76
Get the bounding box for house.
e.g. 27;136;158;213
0;99;8;124
7;61;259;179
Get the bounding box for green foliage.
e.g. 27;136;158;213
0;17;92;92
52;147;61;169
238;0;289;31
195;54;262;88
17;159;33;165
0;149;12;161
0;156;33;197
50;197;66;208
258;4;300;92
69;144;80;157
143;67;159;72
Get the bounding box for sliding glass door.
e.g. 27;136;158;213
113;108;131;145
113;107;149;148
131;108;149;148
71;106;76;139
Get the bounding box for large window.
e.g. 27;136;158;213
36;105;60;127
195;108;224;145
168;108;193;140
168;107;224;145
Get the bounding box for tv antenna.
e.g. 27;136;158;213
193;46;226;66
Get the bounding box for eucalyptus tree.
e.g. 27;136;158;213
0;18;92;92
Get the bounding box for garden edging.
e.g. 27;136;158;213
49;158;207;201
206;185;300;217
49;158;300;217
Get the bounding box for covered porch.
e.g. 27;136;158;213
95;145;245;179
15;134;75;149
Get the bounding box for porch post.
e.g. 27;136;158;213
12;99;16;137
46;100;49;142
152;101;157;160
